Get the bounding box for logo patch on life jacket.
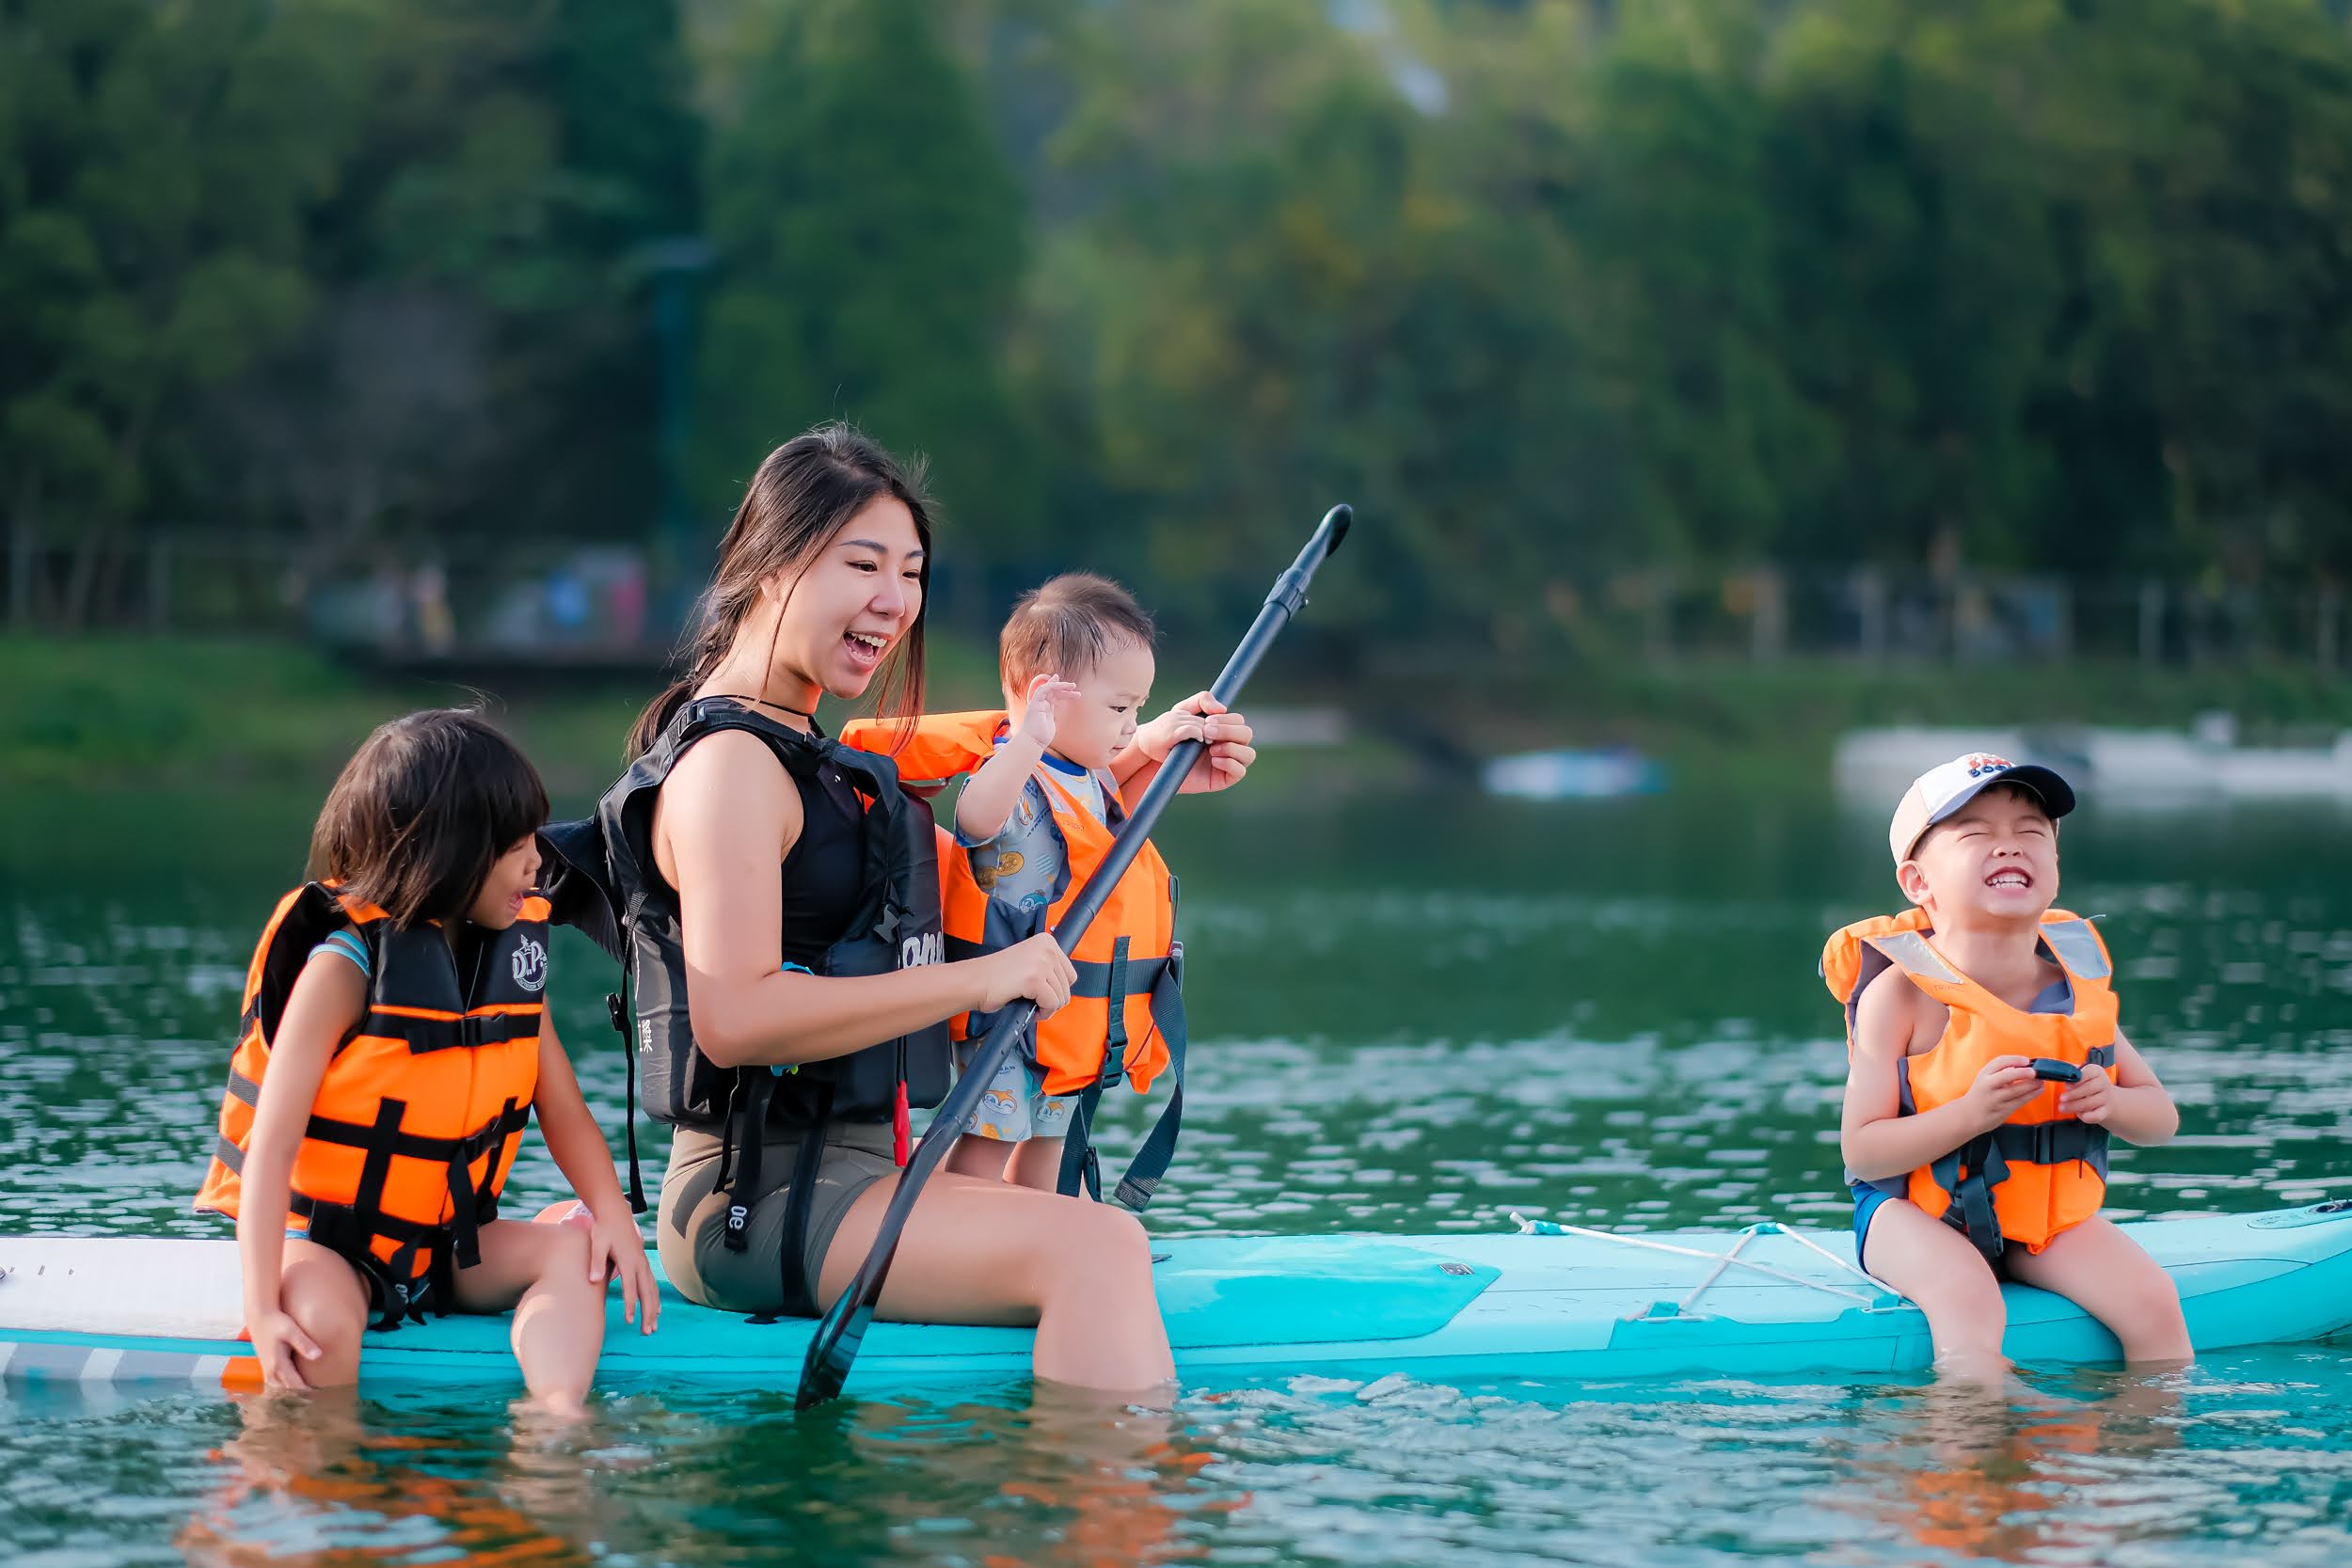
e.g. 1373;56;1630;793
900;931;945;969
511;937;548;992
1963;752;2015;778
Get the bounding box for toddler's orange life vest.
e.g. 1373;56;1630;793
194;883;546;1321
1821;908;2116;1260
842;711;1187;1206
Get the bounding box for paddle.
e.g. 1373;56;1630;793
794;502;1353;1408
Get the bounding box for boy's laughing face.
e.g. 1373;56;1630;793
1899;783;2059;922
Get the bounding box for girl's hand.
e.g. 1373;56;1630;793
587;1205;660;1334
1960;1054;2042;1132
1136;694;1256;793
975;932;1076;1016
247;1307;324;1390
2059;1063;2116;1125
1017;673;1081;750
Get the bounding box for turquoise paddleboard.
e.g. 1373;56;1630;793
4;1204;2347;1392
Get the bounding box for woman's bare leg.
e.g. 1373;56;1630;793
1862;1198;2012;1382
2003;1216;2191;1365
818;1171;1171;1393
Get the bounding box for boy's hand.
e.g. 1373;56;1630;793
1959;1054;2042;1132
1016;673;1081;751
247;1307;324;1390
1136;693;1256;794
587;1204;661;1334
2058;1063;2116;1125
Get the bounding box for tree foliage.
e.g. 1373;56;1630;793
8;0;2352;648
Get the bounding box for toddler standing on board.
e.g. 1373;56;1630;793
846;573;1254;1202
1823;752;2190;1377
195;710;657;1414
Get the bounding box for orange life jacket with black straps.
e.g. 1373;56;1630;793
842;710;1188;1208
1820;907;2117;1261
194;883;546;1323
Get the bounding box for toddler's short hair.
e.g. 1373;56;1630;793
998;573;1155;689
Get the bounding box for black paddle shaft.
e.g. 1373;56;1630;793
794;503;1353;1408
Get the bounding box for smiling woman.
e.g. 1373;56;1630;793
571;424;1174;1395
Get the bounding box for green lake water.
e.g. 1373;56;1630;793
3;783;2348;1566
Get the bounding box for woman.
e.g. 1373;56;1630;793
603;424;1252;1392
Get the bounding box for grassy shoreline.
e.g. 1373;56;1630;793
9;634;2352;800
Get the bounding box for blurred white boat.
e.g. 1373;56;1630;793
1835;719;2352;803
1483;747;1666;800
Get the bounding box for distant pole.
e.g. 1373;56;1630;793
149;538;169;633
1854;566;1885;660
8;520;30;627
1750;566;1786;662
2139;577;2164;667
637;237;716;641
2319;587;2340;673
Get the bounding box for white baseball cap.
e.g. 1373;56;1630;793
1889;752;2076;865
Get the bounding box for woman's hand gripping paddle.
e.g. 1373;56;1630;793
794;504;1354;1409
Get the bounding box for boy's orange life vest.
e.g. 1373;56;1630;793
194;883;546;1313
842;711;1179;1097
1821;908;2117;1259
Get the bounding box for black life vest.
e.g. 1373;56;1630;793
543;699;953;1245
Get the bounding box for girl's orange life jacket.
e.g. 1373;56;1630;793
844;711;1181;1095
194;883;546;1318
1821;907;2117;1260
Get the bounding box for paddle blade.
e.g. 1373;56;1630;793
796;1288;866;1408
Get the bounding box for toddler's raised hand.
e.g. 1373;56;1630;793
1018;673;1081;750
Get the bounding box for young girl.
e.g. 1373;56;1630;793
195;710;658;1415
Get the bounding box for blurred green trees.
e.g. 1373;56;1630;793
5;0;2350;644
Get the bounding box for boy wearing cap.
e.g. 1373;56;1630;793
1820;753;2190;1378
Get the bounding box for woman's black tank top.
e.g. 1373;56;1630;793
778;757;866;971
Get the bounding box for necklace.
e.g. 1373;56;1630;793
708;692;817;721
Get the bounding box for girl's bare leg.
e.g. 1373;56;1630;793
457;1218;608;1417
275;1239;372;1388
818;1170;1171;1393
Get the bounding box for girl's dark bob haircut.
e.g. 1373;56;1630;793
308;709;549;929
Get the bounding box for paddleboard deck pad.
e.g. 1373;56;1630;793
3;1205;2347;1393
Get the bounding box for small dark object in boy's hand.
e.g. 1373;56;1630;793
2029;1058;2082;1084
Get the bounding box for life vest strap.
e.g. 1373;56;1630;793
1931;1118;2111;1263
1054;942;1187;1211
720;1073;770;1256
358;1006;543;1054
1070;952;1168;1003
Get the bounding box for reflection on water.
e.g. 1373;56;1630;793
6;1351;2347;1568
3;785;2350;1564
